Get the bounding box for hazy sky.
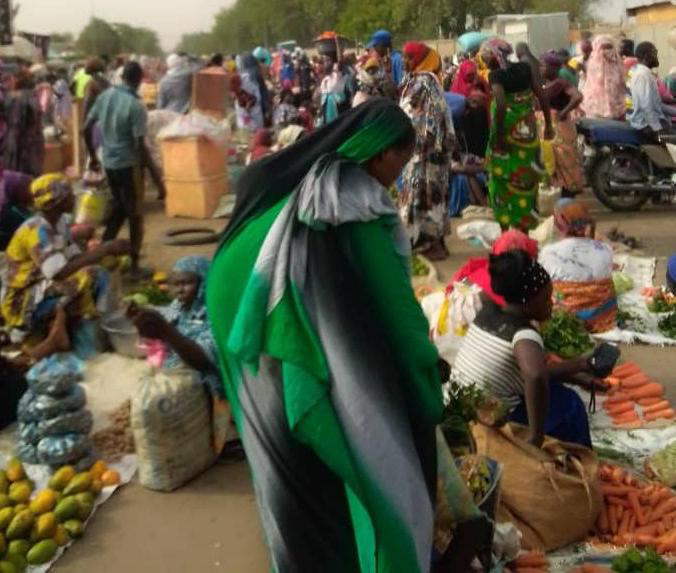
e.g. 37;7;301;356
15;0;235;51
16;0;625;53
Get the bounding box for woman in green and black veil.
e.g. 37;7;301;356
207;99;485;573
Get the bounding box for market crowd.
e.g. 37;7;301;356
1;25;676;573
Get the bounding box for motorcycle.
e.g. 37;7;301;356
576;118;676;211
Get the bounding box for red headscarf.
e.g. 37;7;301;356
451;60;479;97
250;129;273;162
448;230;539;306
403;42;430;71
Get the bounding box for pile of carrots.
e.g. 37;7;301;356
594;462;676;554
506;551;550;572
506;552;610;573
602;362;674;428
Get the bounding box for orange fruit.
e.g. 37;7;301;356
88;461;107;481
100;470;120;487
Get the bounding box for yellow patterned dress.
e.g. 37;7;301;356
1;213;105;332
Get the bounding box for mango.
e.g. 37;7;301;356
6;540;29;556
34;513;56;540
88;461;107;481
0;561;16;573
5;460;24;483
10;505;25;514
62;473;91;496
54;497;78;523
53;524;69;547
6;510;33;540
0;471;8;494
62;519;84;539
4;554;26;573
0;494;10;509
7;483;30;505
100;470;120;487
0;507;14;530
0;532;6;556
29;490;57;515
89;479;103;497
26;539;57;565
47;466;76;492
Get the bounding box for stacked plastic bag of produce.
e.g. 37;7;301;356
16;355;95;470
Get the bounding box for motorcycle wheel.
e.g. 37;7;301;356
590;149;651;212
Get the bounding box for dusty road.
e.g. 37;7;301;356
56;192;676;573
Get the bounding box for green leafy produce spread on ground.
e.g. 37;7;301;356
412;255;430;277
658;311;676;339
612;547;669;573
541;310;594;359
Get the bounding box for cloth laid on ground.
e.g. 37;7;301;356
595;254;676;345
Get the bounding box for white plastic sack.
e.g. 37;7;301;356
158;111;230;146
456;220;502;250
131;368;215;492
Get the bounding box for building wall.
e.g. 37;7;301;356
634;3;676;24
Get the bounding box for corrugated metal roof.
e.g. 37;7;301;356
626;0;675;11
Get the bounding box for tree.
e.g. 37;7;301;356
76;18;121;56
176;32;218;56
113;23;162;56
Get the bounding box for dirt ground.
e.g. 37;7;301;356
54;191;676;573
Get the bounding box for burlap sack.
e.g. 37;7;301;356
472;422;602;551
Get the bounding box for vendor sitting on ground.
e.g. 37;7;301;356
539;199;616;333
0;171;33;251
1;174;130;361
453;250;605;448
127;256;229;452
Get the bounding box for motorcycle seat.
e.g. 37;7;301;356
577;118;642;146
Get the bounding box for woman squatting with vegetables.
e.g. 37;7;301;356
452;249;608;447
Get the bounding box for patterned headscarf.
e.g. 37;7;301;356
553;198;593;237
480;38;513;70
404;43;442;75
451;60;479;97
31;173;72;212
172;256;210;309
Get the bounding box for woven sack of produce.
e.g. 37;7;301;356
37;432;92;466
17;389;39;423
16;441;39;464
17;421;42;445
37;409;93;437
131;368;215;492
26;353;84;396
472;422;602;551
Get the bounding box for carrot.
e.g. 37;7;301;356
597;504;610;533
605;391;630;404
605;495;630;507
605;402;635;416
601;484;632;496
581;565;612;573
618;509;631;534
604;376;621;388
612;411;640;424
638;397;663;407
642;400;670;414
628;513;636;532
513;568;548;573
635;523;659;536
609;504;619;534
617;504;625;520
620;373;652;389
611;467;625;485
511;552;547;567
615;420;643;429
657;521;666;536
628;383;664;400
628;491;646;526
613;362;641;378
651;496;676;520
644;408;675;422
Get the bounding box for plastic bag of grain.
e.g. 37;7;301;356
131;368;215;491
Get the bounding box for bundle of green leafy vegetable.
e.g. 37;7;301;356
541;310;595;359
658;311;676;339
617;308;647;333
647;294;676;313
124;282;173;307
611;548;669;573
412;255;430;277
